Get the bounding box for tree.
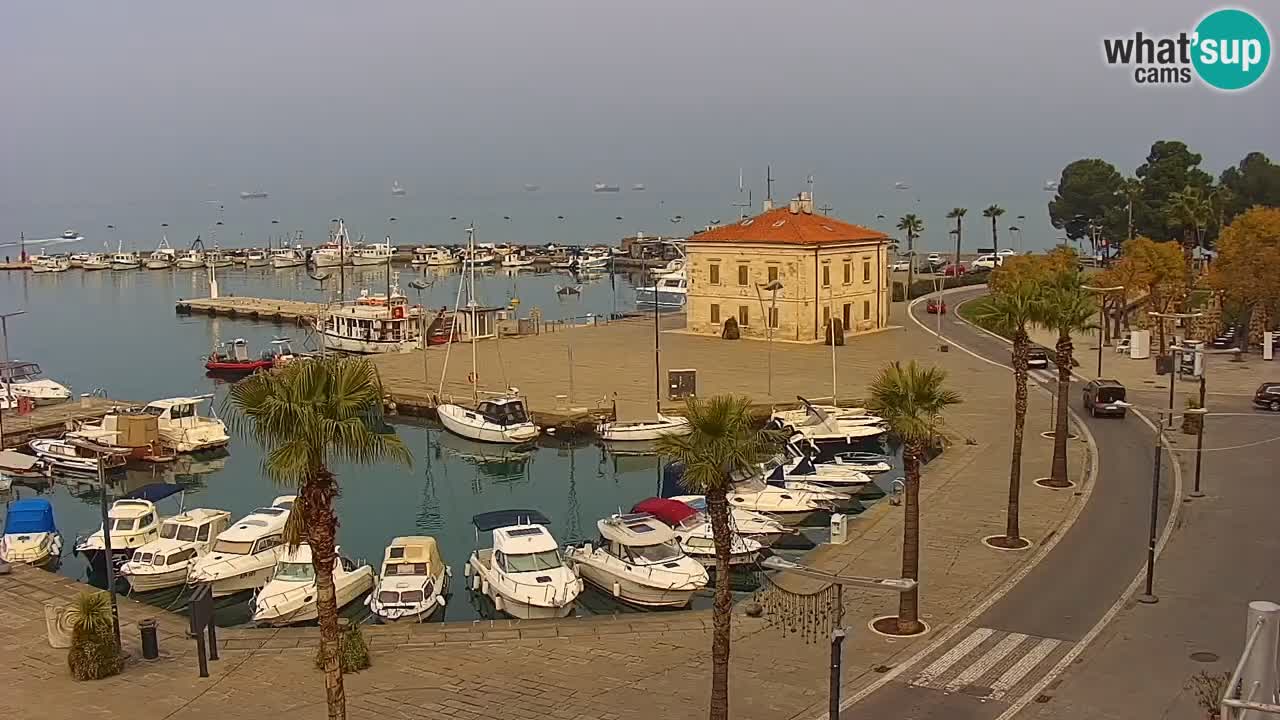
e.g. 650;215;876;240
898;213;924;294
983;204;1005;254
989;247;1078;295
1115;237;1186;351
947;207;967;268
1208;207;1280;347
864;362;961;635
1219;152;1280;221
1134;140;1213;241
65;591;122;681
1048;159;1125;242
1167;185;1213;304
655;395;783;720
973;281;1039;548
224;356;411;720
1035;274;1097;487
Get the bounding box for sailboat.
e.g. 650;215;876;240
435;227;539;444
598;280;690;442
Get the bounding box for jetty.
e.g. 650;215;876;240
176;296;325;325
1;396;125;450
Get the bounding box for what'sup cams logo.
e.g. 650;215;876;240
1103;8;1270;90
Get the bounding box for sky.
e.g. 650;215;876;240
1;0;1276;251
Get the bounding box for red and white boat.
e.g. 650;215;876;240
204;339;274;376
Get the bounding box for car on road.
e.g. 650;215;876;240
1254;382;1280;411
971;254;1001;270
1082;379;1127;418
926;298;947;314
926;253;942;265
891;259;912;272
941;262;967;277
996;248;1017;258
1026;348;1049;369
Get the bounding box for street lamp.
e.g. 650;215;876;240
755;280;783;399
67;437;131;647
1081;284;1124;377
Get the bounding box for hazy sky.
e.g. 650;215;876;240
2;0;1275;248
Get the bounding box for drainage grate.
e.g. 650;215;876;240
1190;651;1220;663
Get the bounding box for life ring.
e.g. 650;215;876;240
468;372;477;385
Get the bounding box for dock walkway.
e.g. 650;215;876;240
1;397;125;450
176;296;325;325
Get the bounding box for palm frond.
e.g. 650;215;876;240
654;395;783;495
865;361;962;447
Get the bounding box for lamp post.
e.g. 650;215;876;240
68;437;129;647
1082;285;1124;377
755;280;783;400
0;310;27;449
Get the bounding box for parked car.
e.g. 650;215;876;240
926;298;947;314
891;259;912;272
1082;379;1127;418
942;262;967;277
1254;382;1280;412
971;254;1001;270
1026;348;1050;369
996;249;1017;258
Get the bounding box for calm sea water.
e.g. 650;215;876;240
0;265;900;624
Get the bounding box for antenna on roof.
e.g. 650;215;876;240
819;203;833;215
766;165;774;202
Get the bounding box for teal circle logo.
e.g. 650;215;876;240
1192;9;1271;90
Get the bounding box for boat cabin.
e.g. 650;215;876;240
455;305;502;341
377;536;445;604
595;514;684;565
323;290;423;345
130;509;231;567
0;361;45;384
143;396;215;426
476;397;530;427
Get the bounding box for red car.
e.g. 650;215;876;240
942;262;967;277
926;298;947;314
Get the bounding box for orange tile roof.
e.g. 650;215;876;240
690;206;888;246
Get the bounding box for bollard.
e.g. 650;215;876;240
139;618;159;660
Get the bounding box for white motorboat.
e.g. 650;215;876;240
80;253;110;270
188;496;295;597
351;238;395;266
464;510;582;619
391;180;407;196
144;236;177;269
777;400;887;445
244;249;269;267
68;253;90;268
142;395;230;453
726;482;835;527
437;395;539;444
270;247;306;268
635;269;688;308
770;403;869;426
204;250;234;268
252;544;375;626
649;257;685;277
29;438;127;474
631;497;764;568
598;414;690;442
565;513;707;608
31;255;71;273
175;249;205;269
120;508;232;592
461;248;497;266
411;247;458;267
1;361;72;405
75;483;184;571
367;535;450;623
62;229;81;240
109;251;141;270
499;252;534;268
316;280;426;354
0;498;63;567
667;495;791;548
762;450;875;489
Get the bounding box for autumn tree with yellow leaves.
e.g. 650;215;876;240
1208;207;1280;347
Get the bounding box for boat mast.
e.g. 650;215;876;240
654;276;661;418
338;218;346;303
467;225;478;405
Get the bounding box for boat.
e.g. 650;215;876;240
631;183;646;191
631;498;765;568
579;255;609;271
769;403;869;426
0;498;63;567
31;255;71;273
411;247;458;267
0;361;72;405
269;247;306;268
0;449;50;480
204;338;275;376
461;249;497;266
464;510;582;619
593;183;621;193
762;449;875;489
391;180;407;196
499;252;534;268
109;249;141;270
68;252;90;268
68;406;172;462
240;191;269;199
351;238;395;266
204;249;234;268
437;395;539;444
367;536;450;623
188;496;295;597
523;184;540;192
316;279;426;354
635;269;688;308
29;438;127;475
649;256;685;277
662;460;834;526
75;483;185;571
142;395;230;453
252;544;375;626
119;508;232;592
564;513;707;608
244;249;269;267
62;229;80;240
598;291;690;441
80;253;111;270
145;237;177;269
175;249;205;269
667;495;791;547
775;399;887;445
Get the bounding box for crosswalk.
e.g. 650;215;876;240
908;627;1071;701
1029;369;1057;385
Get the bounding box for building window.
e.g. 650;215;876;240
768;306;779;329
709;264;720;285
767;265;778;284
710;304;720;324
738;264;749;286
863;300;872;320
843;262;851;284
843;303;851;329
823;306;830;325
822;264;830;288
738;305;749;326
863;259;871;282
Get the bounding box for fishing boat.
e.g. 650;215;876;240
188;496;295;596
564;513;707;608
244;249;269;267
367;536;450;623
28;438;127;475
75;483;185;571
31;255;71;273
252;544;374;626
204;249;234;268
351;238;395;266
145;236;177;269
68;253;90;268
411;247;458;267
204;338;275;376
461;249;497;266
635;269;687;308
464;510;582;619
80;253;110;270
499;252;534;268
142;395;230;453
269;247;306;268
109;250;141;271
0;361;71;405
316;279;426;354
175;248;205;269
0;498;63;567
632;497;765;568
119;508;232;592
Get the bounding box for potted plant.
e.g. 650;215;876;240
1187;670;1230;719
1183;396;1204;435
66;591;122;681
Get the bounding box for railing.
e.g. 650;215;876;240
1222;603;1280;719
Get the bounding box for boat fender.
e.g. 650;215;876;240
493;596;504;613
463;564;471;577
612;581;621;598
471;573;480;591
481;579;489;595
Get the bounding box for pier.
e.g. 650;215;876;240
175;296;325;324
0;396;125;450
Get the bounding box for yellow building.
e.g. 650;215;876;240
685;193;891;342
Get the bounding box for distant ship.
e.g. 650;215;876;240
240;191;269;200
631;183;646;191
523;184;540;192
391;180;407;196
593;183;621;193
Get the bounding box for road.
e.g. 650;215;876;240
844;286;1178;719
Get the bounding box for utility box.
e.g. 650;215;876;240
1155;354;1174;376
1265;332;1275;361
1180;340;1204;377
830;513;849;545
668;369;697;400
1129;329;1151;359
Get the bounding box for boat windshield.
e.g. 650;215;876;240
112;518;137;531
211;539;253;555
503;549;563;573
275;562;315;582
160;522;198;542
624;540;683;564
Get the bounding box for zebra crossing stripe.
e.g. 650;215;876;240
943;633;1029;692
910;628;994;687
988;637;1062;699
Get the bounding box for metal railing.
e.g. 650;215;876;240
1222;602;1280;719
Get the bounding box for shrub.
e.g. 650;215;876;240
892;269;991;301
65;592;122;681
1182;396;1204;435
1187;670;1230;719
316;621;371;673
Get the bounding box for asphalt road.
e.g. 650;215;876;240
844;287;1177;720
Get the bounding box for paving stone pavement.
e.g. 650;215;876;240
0;303;1090;719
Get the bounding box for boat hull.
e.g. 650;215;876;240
144;260;173;270
253;567;374;626
175;259;205;269
437;404;539;444
635;289;687;307
271;258;305;268
572;562;698;608
599;416;690;442
319;331;419;354
122;565;191;592
194;563;276;597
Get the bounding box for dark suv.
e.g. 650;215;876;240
1083;379;1127;418
1254;383;1280;412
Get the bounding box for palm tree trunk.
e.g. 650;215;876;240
706;489;733;720
897;442;922;634
906;232;915;300
953;221;962;270
991;217;999;255
1182;227;1195;311
303;471;346;720
1046;334;1073;487
1007;331;1029;540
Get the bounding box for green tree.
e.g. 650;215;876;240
983;204;1005;254
865;361;961;635
1035;274;1097;487
655;395;783;720
1134;140;1213;241
947;207;967;268
973;281;1039;548
1219;152;1280;221
224;356;411;720
897;213;924;294
1048;159;1125;242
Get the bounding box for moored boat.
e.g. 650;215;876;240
0;498;63;567
252;544;374;626
632;497;766;567
367;536;450;623
204;338;275;376
119;508;232;592
465;510;581;619
316;280;426;354
29;438;127;475
142;395;230;453
564;513;707;608
188;496;295;597
0;361;72;405
75;483;184;571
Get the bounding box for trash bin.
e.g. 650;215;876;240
830;513;848;545
139;618;159;660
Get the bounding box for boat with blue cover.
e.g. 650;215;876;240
1;498;63;567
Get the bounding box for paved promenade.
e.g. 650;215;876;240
0;300;1090;720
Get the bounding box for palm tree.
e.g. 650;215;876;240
1034;274;1097;487
983;205;1005;255
897;214;924;297
224;356;411;720
1120;178;1142;242
947;207;968;269
974;280;1038;547
655;395;783;720
865;361;961;635
1166;185;1212;304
